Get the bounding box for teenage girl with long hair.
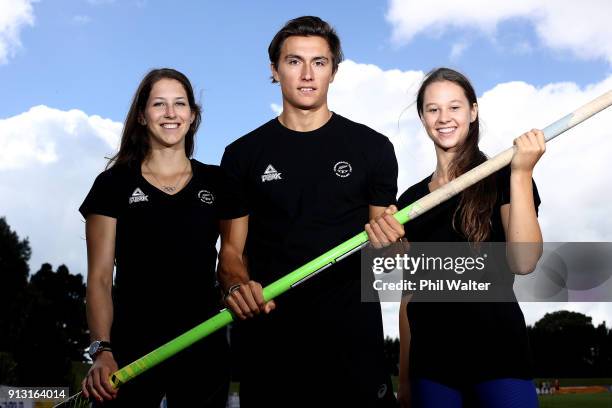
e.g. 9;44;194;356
366;67;544;407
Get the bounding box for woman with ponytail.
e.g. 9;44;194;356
366;67;545;407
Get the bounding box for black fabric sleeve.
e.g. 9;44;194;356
498;165;541;215
79;170;121;219
397;185;419;211
218;144;250;220
368;137;398;207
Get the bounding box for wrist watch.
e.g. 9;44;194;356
88;340;112;359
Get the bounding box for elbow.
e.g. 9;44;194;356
510;262;538;275
507;242;543;275
86;268;113;295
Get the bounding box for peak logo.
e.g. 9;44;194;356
261;164;282;182
129;187;148;204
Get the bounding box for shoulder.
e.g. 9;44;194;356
495;164;511;185
398;175;431;208
333;114;395;166
92;163;132;185
494;164;541;209
80;164;133;218
333;113;390;143
225;119;278;153
192;159;222;180
191;159;218;173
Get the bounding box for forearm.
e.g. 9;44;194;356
507;170;543;274
86;277;113;342
218;250;250;291
398;297;412;391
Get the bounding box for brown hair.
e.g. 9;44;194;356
416;67;497;242
107;68;202;169
268;16;343;83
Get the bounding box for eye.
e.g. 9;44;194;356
314;60;327;67
427;108;438;113
288;59;300;65
153;102;165;107
450;106;461;111
176;101;187;106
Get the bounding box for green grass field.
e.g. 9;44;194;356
539;393;612;408
536;379;612;408
391;376;612;407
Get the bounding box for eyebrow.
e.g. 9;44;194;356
425;100;464;107
284;54;329;61
151;96;187;100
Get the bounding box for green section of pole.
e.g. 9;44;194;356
112;310;234;386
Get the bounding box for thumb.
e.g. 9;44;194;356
265;300;276;313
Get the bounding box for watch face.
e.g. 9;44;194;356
88;341;100;357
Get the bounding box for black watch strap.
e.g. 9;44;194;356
88;340;113;358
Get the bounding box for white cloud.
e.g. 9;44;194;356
0;105;121;276
450;41;469;61
328;60;612;243
0;0;35;64
290;59;612;338
386;0;612;64
270;103;282;116
478;78;612;241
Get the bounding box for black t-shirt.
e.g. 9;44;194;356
79;160;224;354
397;165;540;385
220;112;398;306
219;113;399;403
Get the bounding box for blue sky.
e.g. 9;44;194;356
3;0;610;163
2;0;612;336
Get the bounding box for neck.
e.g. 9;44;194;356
432;148;457;184
278;103;332;132
143;146;190;175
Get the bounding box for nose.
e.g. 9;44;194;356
165;104;176;118
438;108;451;123
301;63;313;81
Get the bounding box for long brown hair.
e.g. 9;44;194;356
107;68;202;169
416;68;497;242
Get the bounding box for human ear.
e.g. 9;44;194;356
270;63;280;83
470;103;478;123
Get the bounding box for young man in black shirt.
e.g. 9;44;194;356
218;16;402;406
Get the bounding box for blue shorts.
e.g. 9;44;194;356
412;377;538;408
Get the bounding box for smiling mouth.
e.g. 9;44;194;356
437;127;457;134
298;87;316;93
161;124;179;129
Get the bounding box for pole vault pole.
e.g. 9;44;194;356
55;90;612;407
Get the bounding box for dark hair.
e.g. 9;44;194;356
107;68;202;169
416;67;497;242
268;16;343;83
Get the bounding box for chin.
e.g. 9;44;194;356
435;140;461;151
